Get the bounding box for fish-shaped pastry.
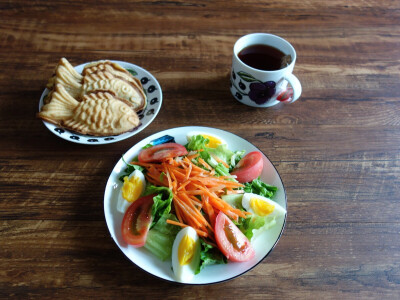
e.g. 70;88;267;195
45;58;146;112
83;71;146;111
45;58;83;102
83;60;147;110
83;60;143;89
38;84;140;136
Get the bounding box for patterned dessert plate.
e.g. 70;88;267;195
38;60;162;145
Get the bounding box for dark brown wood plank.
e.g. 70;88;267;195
1;221;399;299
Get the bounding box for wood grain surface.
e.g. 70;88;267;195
1;0;399;299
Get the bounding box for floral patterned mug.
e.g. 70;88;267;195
230;33;302;107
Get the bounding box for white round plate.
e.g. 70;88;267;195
104;126;287;284
38;60;162;145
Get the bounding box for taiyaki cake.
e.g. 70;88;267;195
45;58;83;102
38;84;140;136
44;58;147;112
83;60;142;89
83;70;146;111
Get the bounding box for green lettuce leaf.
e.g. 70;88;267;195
144;184;173;227
142;185;179;261
118;156;144;182
214;162;230;177
144;213;180;261
186;134;244;174
195;239;227;274
237;215;277;240
186;134;208;151
224;192;278;240
244;178;278;198
209;145;245;170
221;194;243;209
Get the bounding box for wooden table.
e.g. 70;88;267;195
1;1;399;299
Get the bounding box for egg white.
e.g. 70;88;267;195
171;226;201;283
116;169;146;214
242;193;286;218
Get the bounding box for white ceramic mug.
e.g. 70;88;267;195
230;33;302;107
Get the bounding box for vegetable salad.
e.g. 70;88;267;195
117;133;286;283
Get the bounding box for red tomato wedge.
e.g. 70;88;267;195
231;151;263;183
215;211;255;262
121;194;154;247
138;143;188;163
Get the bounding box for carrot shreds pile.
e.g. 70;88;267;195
133;151;249;240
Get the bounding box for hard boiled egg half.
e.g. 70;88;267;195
116;169;146;214
186;131;227;149
172;226;201;283
242;193;286;218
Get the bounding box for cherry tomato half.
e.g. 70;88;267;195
231;151;264;183
215;211;255;262
121;194;155;247
138;143;188;163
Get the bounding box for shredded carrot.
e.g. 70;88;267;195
132;151;246;241
166;219;208;237
186;152;200;160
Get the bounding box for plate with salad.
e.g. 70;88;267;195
104;126;287;284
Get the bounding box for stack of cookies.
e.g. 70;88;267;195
38;58;147;136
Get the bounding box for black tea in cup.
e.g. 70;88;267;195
238;44;292;71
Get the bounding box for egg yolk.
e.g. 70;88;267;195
250;197;275;216
122;175;143;202
178;234;196;266
202;134;222;148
